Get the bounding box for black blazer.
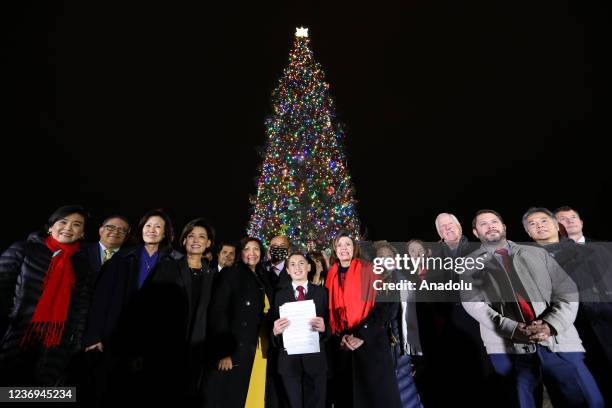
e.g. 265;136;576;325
271;282;330;376
264;261;292;292
81;242;103;275
80;242;128;277
209;261;225;274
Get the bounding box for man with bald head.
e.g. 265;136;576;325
264;235;292;408
265;235;292;291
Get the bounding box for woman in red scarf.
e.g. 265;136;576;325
0;205;94;386
326;231;402;408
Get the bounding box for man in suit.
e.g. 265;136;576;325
212;241;236;273
78;214;130;404
83;214;130;274
265;235;292;290
554;206;591;244
263;235;292;407
462;209;603;408
523;207;612;406
272;252;329;408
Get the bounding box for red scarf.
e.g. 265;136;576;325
325;259;377;334
21;236;80;348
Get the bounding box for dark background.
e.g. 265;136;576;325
1;1;609;250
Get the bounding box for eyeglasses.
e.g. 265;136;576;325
104;225;129;235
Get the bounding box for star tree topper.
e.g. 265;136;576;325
295;27;309;38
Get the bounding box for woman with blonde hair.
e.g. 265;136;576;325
325;231;401;408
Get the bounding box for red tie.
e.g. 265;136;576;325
296;285;305;301
494;248;536;322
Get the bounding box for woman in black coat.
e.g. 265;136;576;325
142;217;216;404
0;205;94;386
325;231;402;408
204;237;274;407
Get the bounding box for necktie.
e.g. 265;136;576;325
494;248;536;322
103;248;114;264
296;285;305;301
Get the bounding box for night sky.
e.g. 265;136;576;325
1;1;608;251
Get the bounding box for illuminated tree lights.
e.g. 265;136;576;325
247;28;361;251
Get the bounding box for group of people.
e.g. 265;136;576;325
0;204;610;408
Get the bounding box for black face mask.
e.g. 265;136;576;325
270;247;289;264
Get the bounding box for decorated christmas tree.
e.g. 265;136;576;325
247;27;361;251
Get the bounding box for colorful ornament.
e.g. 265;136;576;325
247;28;361;251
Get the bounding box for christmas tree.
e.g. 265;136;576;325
247;27;361;251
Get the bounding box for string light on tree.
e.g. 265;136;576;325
247;27;361;251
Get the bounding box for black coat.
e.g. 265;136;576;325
264;260;292;292
209;261;231;274
82;245;180;351
328;279;402;408
204;262;274;407
538;239;612;405
414;236;494;407
130;256;215;404
81;242;103;275
542;239;612;362
0;232;94;385
81;245;181;405
271;283;330;376
80;242;126;276
148;257;214;351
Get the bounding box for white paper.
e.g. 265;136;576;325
279;299;320;355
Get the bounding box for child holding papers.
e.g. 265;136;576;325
272;252;330;408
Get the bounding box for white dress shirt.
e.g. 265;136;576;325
272;260;286;276
291;281;308;300
98;242;117;263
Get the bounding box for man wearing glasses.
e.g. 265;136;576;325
83;214;131;273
